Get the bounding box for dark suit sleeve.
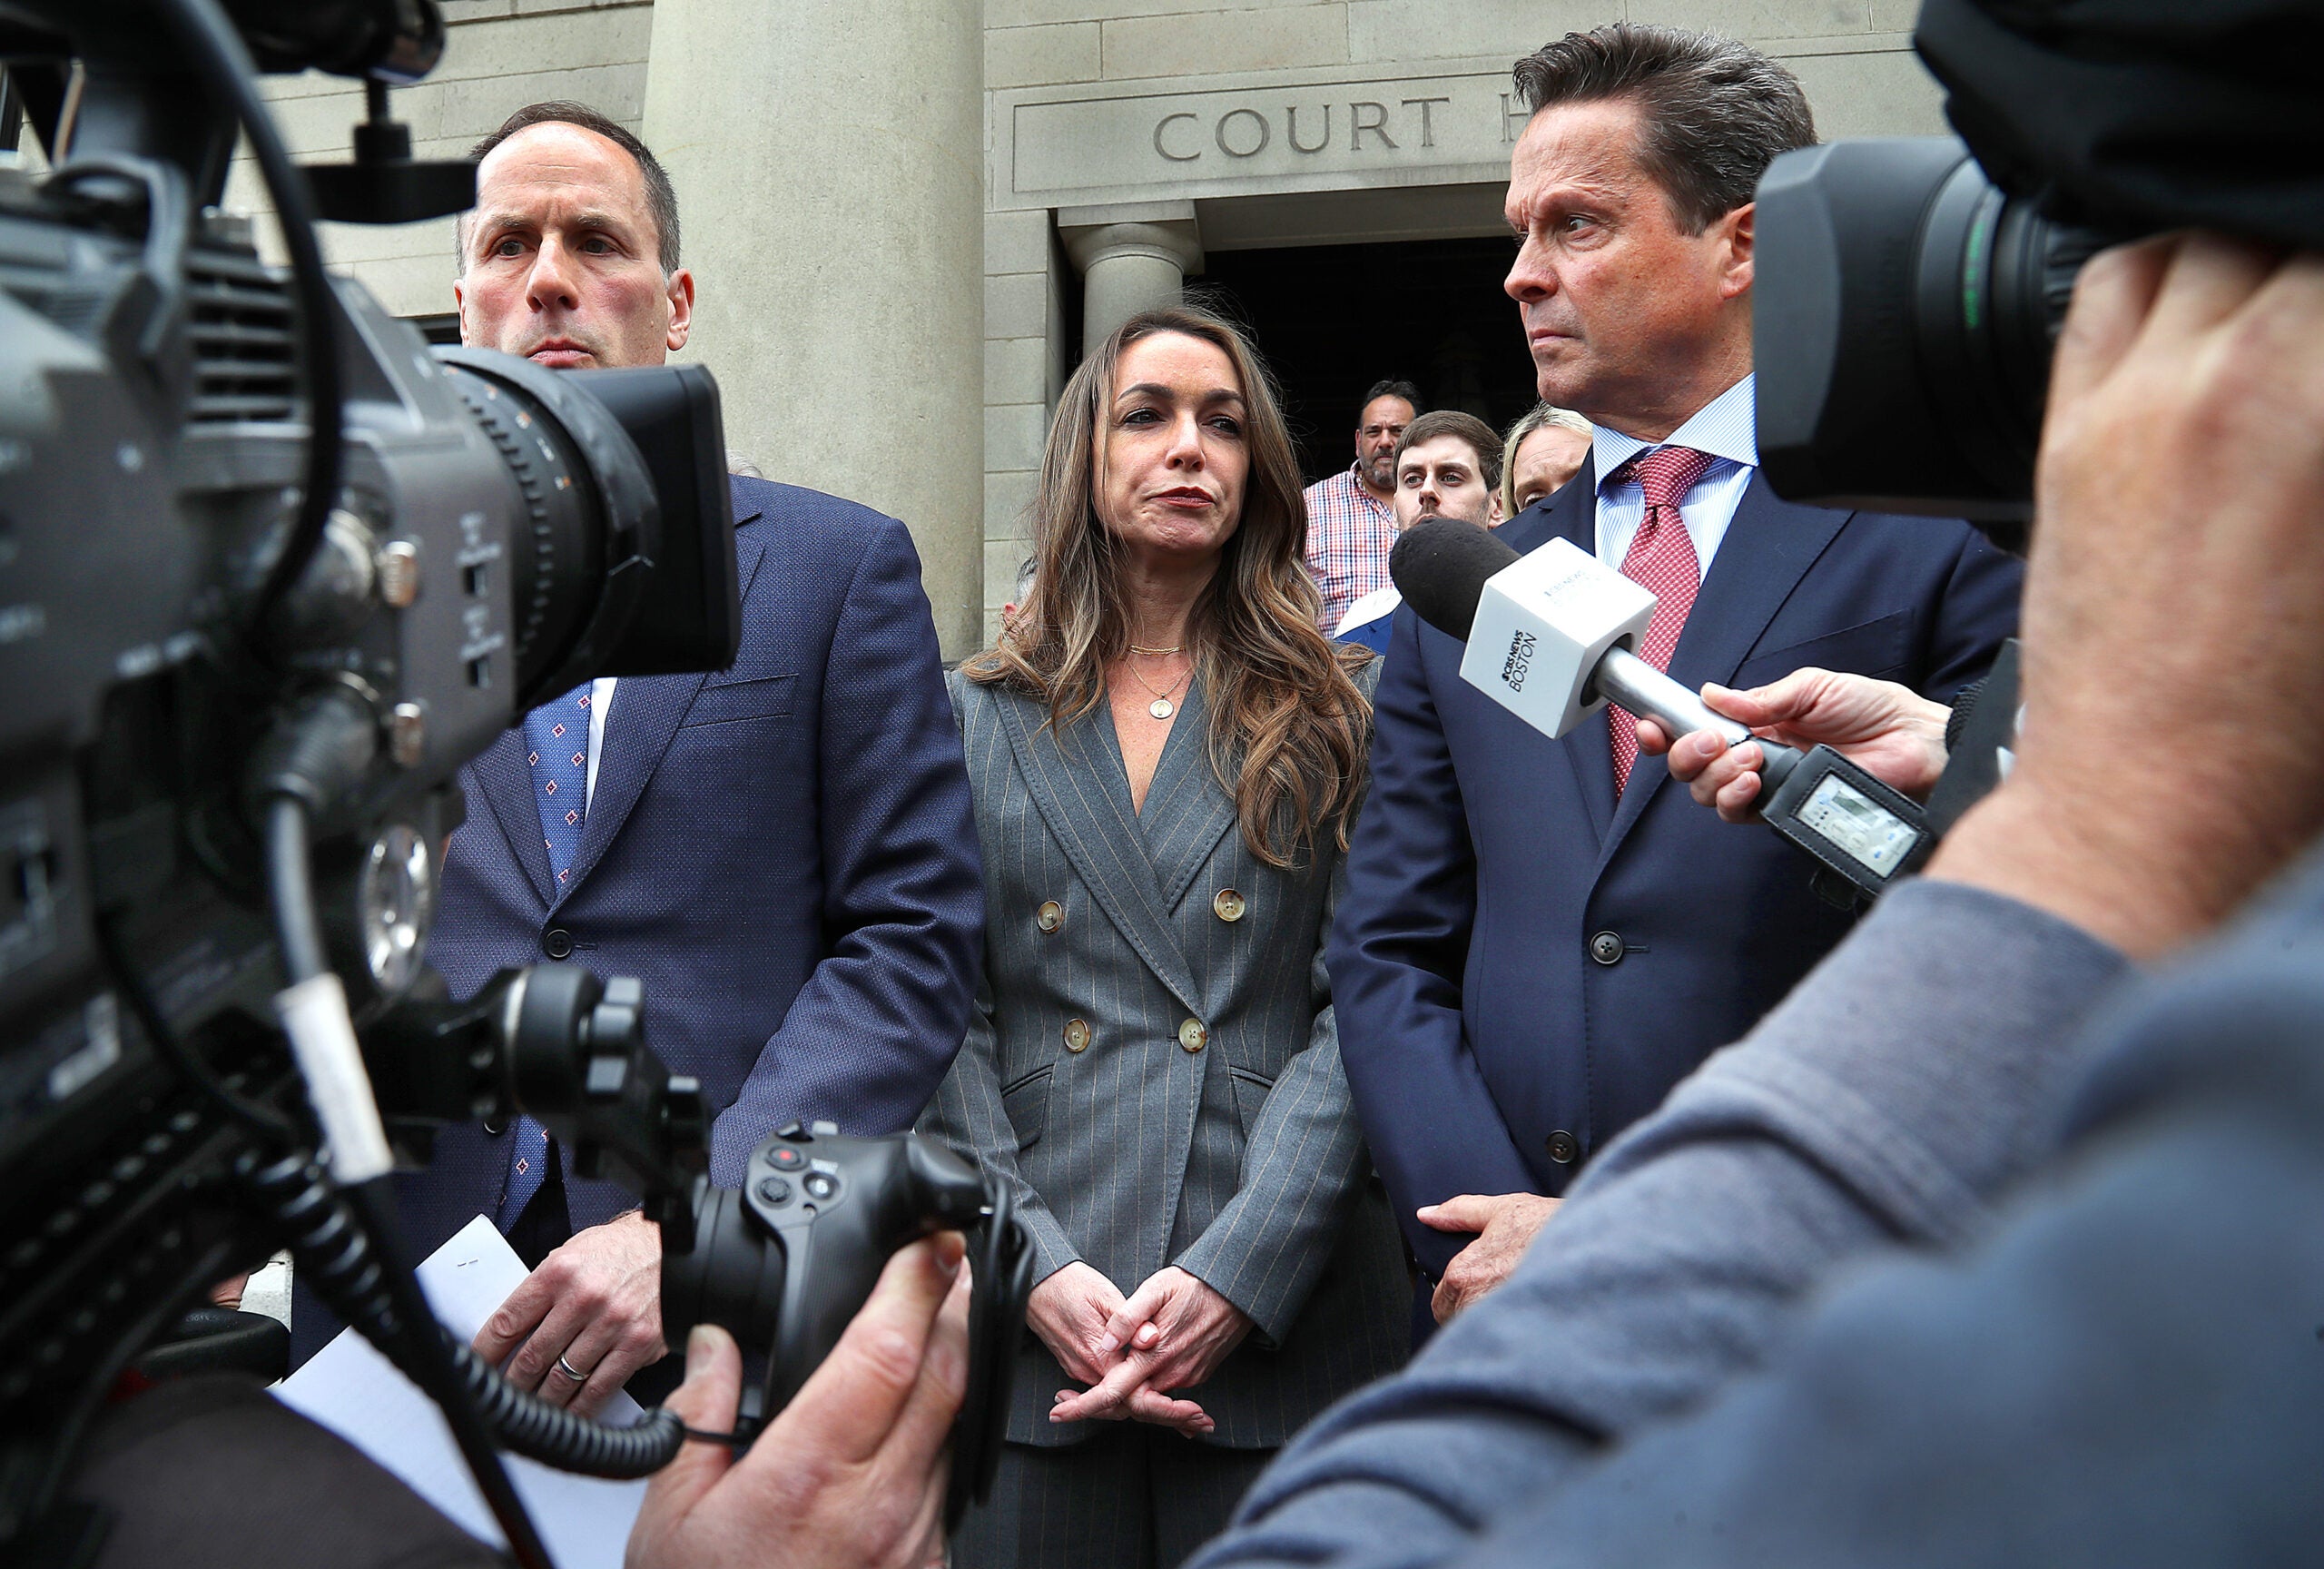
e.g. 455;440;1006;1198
1330;607;1540;1278
1188;881;2128;1569
1916;526;2025;701
1441;972;2324;1569
709;516;982;1179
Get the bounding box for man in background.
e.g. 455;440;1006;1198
1332;26;2021;1337
1303;378;1419;631
1335;410;1505;653
290;103;984;1416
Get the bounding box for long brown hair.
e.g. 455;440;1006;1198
963;305;1371;866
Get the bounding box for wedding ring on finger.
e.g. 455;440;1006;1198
553;1354;590;1384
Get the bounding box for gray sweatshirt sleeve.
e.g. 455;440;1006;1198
1188;877;2129;1569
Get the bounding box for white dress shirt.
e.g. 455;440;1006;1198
1590;372;1759;576
1335;584;1404;637
584;676;616;808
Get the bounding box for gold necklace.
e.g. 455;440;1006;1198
1128;643;1182;656
1124;655;1188;720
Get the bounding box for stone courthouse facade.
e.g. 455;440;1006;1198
237;1;1945;656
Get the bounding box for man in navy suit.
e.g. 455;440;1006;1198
1331;25;2023;1333
289;103;983;1411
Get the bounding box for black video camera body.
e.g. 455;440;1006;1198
0;1;1028;1559
666;1123;1034;1525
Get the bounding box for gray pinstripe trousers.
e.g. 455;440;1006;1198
950;1429;1275;1569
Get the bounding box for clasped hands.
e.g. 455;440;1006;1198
1029;1261;1252;1436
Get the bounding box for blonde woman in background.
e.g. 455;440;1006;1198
1501;400;1595;519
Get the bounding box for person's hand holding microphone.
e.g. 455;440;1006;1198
1636;670;1954;822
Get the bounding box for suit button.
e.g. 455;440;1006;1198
1177;1018;1209;1053
1588;930;1624;965
1212;888;1246;923
1545;1130;1580;1164
543;927;574;960
1036;901;1065;935
1063;1018;1091;1053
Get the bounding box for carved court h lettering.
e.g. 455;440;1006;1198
1147;93;1462;166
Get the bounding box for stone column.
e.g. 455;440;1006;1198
1059;202;1204;357
641;0;983;656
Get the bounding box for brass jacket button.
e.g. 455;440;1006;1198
1212;888;1246;923
1178;1018;1209;1053
1063;1018;1091;1053
1037;901;1065;934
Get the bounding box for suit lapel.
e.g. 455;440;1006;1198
994;690;1206;1016
1133;677;1238;913
557;489;770;907
471;725;556;906
1594;474;1851;873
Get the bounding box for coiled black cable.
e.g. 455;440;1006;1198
241;1150;685;1478
445;1341;685;1477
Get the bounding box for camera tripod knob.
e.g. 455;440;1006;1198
904;1136;991;1228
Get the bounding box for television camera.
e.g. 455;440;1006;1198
1755;0;2324;523
0;4;1027;1565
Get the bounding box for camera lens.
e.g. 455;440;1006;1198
1754;136;2104;522
1909;159;2102;508
433;350;655;708
432;348;741;712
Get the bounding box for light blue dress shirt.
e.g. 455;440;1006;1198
1590;372;1759;576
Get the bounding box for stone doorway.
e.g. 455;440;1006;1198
1196;234;1542;487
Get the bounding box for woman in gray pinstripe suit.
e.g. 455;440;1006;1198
924;305;1409;1568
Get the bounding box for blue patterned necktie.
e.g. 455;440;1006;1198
499;682;593;1230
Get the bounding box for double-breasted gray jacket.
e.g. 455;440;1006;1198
922;667;1408;1449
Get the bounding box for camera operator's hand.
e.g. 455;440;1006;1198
1416;1192;1561;1322
1636;670;1952;822
475;1209;663;1417
1933;233;2324;960
626;1233;969;1569
1048;1267;1246;1436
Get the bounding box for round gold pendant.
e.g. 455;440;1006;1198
1149;698;1174;719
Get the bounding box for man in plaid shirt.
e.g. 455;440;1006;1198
1302;378;1420;631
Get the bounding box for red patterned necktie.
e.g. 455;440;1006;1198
1608;444;1715;794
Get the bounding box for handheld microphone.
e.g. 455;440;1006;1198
1388;517;1933;901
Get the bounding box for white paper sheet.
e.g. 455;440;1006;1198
274;1215;651;1567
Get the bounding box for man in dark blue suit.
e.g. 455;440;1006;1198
1331;25;2023;1333
289;103;983;1411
